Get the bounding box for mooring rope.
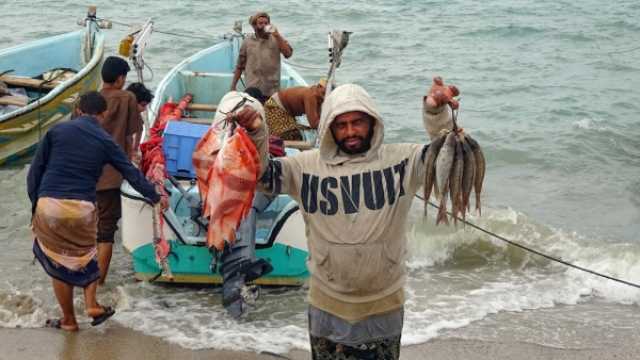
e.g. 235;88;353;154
415;195;640;290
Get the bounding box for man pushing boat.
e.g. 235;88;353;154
221;79;459;359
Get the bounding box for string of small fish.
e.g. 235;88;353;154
422;91;486;226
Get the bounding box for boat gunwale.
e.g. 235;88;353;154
147;35;308;135
0;30;105;124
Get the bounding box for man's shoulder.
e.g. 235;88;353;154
101;88;135;102
277;148;319;164
243;34;260;44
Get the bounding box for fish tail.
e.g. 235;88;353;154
436;195;449;225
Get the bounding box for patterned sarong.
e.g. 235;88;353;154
264;97;303;140
32;197;99;287
32;197;98;267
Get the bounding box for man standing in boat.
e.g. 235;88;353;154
96;56;142;285
230;12;293;97
227;80;458;359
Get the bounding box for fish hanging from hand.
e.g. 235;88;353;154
193;104;261;251
421;77;486;225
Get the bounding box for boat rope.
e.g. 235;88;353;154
415;195;640;290
102;18;223;41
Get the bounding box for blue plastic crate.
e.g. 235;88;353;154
163;121;210;178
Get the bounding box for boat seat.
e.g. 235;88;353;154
0;74;59;90
0;95;28;107
186;103;217;112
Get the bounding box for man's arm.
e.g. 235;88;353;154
234;106;298;196
303;90;321;129
27;132;51;213
126;93;143;159
231;41;248;91
103;132;160;204
272;30;293;59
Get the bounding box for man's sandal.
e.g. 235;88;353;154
44;318;78;331
89;306;115;326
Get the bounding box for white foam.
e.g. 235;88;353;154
572;117;607;131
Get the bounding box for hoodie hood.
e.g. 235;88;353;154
317;84;385;165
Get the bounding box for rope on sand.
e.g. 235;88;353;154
415;195;640;290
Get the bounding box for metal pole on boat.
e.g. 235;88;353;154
324;30;352;100
129;19;154;85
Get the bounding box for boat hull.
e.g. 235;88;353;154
0;31;104;166
121;183;310;286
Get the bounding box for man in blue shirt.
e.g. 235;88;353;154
28;91;160;331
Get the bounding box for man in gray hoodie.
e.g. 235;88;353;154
226;82;456;359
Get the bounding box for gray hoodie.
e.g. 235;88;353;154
243;84;449;321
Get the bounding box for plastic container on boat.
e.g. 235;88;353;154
163;120;209;178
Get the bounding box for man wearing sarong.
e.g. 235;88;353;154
230;11;293;97
27;91;160;331
264;80;326;141
96;56;142;284
231;80;459;359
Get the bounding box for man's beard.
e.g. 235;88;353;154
334;126;374;155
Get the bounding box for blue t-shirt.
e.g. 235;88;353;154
27;115;159;210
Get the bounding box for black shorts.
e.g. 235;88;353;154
96;189;122;243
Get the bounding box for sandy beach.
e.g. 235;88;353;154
2;323;640;360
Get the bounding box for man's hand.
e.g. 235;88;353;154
265;24;278;34
425;76;460;109
231;107;262;131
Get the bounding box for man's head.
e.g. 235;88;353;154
330;111;375;155
78;91;108;120
101;56;130;88
127;82;154;113
249;12;270;36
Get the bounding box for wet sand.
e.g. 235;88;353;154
2;325;639;360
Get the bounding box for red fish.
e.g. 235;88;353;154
193;123;260;251
206;127;260;250
192;127;221;212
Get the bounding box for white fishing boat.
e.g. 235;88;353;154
120;26;315;286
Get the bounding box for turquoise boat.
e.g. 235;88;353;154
0;8;105;166
121;27;312;286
